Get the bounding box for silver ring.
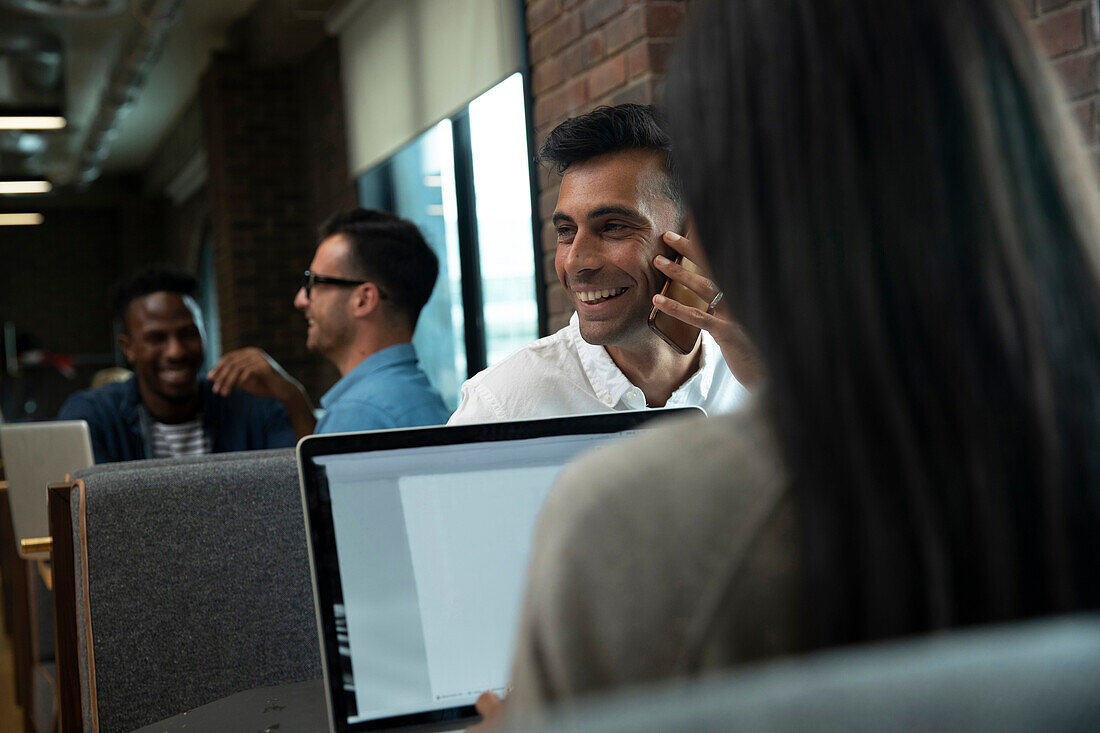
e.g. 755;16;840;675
707;290;724;313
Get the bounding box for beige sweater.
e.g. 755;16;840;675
506;403;807;717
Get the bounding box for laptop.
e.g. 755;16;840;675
298;408;701;733
0;420;94;558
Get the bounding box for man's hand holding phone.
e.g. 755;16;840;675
651;231;763;388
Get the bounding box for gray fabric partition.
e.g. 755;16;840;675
70;448;321;733
71;447;293;480
519;614;1100;733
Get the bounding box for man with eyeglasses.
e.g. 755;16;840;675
212;208;450;434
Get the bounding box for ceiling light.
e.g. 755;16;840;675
0;181;52;194
0;213;44;225
0;116;66;130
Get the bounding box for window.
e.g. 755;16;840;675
358;73;540;409
197;230;222;374
359;120;467;410
467;74;540;366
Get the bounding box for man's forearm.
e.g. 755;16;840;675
277;381;317;439
722;325;764;389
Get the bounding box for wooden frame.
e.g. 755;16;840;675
1;476;14;636
48;482;81;733
2;482;33;718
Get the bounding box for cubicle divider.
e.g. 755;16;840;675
49;449;322;733
0;461;12;636
3;468;48;733
519;614;1100;733
0;470;26;701
48;480;79;733
28;563;56;732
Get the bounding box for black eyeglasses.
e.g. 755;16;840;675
301;270;386;299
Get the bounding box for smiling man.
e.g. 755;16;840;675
449;104;759;424
58;267;297;463
289;208;450;433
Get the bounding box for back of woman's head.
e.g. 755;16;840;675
667;0;1100;645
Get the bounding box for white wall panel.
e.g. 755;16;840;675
335;0;522;176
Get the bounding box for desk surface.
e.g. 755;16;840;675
132;677;328;733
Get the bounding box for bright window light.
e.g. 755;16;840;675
0;213;45;225
468;73;539;366
0;181;52;194
0;116;66;130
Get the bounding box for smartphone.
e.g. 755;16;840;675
648;256;709;355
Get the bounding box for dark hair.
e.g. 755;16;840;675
668;0;1100;647
538;103;684;216
319;208;439;328
111;265;198;332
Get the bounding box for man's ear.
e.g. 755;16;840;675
350;282;384;318
118;332;135;364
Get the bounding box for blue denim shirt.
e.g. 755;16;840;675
315;343;451;434
57;376;296;464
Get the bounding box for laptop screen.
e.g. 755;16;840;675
0;420;93;556
298;410;699;732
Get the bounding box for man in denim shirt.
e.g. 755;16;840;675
210;208;451;431
217;209;451;434
301;209;450;432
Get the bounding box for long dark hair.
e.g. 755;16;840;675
667;0;1100;646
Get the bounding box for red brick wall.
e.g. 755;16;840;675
1029;0;1100;148
297;39;356;396
526;0;692;330
299;38;359;233
201;38;350;401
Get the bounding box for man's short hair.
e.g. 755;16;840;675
537;103;684;215
319;208;439;328
111;266;198;332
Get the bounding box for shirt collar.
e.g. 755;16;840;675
320;342;417;410
695;330;720;400
569;313;718;409
569;313;638;408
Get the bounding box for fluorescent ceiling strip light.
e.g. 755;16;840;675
0;181;52;194
0;116;66;130
0;213;44;225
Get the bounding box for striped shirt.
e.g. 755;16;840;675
150;417;211;458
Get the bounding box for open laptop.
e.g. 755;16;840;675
0;420;94;558
298;408;701;733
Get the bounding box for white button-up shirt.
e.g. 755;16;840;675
448;313;748;424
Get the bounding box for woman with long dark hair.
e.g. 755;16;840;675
495;0;1100;718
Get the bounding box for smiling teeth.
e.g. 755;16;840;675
578;288;627;303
